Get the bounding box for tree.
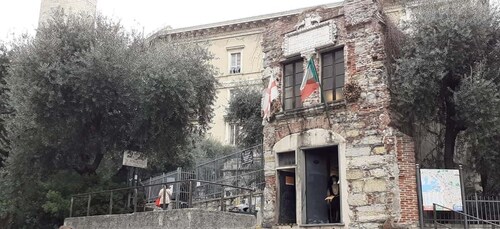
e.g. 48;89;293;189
0;11;217;228
226;87;263;147
389;0;500;168
189;137;236;164
0;43;9;168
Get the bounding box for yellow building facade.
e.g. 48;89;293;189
148;7;333;144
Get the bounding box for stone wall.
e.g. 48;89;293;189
261;0;418;228
64;209;256;229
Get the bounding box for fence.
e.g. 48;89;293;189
430;203;500;229
70;145;265;217
69;179;257;218
142;145;265;203
142;168;195;207
423;193;500;228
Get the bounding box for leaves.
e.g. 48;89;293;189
0;10;217;227
226;88;263;147
389;0;500;175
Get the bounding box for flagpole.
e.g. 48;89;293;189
318;76;333;129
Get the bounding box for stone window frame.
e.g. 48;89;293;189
282;57;304;110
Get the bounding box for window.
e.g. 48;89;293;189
283;59;304;110
321;49;344;102
228;123;240;145
229;52;241;74
277;151;296;167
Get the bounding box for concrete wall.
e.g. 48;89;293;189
64;209;256;229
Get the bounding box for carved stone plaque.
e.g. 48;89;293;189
283;17;337;57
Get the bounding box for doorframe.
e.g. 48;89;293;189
276;167;297;225
271;128;348;226
300;144;342;225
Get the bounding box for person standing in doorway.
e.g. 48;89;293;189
325;175;340;223
158;185;172;209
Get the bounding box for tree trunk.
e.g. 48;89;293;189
443;117;458;169
480;168;489;193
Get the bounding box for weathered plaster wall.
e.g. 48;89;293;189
261;0;418;228
64;209;256;229
157;26;266;145
38;0;97;26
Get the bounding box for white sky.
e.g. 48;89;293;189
0;0;342;42
1;0;498;42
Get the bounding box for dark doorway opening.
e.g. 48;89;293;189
278;169;296;224
305;146;340;224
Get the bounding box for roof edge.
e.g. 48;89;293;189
147;1;343;38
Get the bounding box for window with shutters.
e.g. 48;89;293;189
321;49;344;102
229;52;241;74
283;59;304;110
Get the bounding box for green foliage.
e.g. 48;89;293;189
0;10;217;228
389;0;500;168
226;87;263;147
0;43;9;168
190;137;237;164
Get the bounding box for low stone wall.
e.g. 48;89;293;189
64;209;256;229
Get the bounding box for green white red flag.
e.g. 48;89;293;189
300;58;320;101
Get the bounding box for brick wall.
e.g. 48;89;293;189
397;134;419;223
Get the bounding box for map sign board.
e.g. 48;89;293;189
420;169;463;211
122;150;148;169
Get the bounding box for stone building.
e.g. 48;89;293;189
259;1;418;228
149;1;419;228
38;0;97;26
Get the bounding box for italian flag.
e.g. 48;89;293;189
300;58;320;101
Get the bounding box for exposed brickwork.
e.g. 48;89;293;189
397;134;419;223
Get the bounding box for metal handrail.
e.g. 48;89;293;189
433;203;500;228
69;179;256;218
195;144;262;167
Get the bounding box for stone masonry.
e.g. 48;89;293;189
261;0;418;228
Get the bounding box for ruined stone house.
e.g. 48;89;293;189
259;1;418;228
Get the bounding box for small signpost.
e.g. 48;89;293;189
122;150;148;169
122;150;148;209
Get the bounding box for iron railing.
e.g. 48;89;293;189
142;145;265;203
466;193;500;224
69;179;256;218
432;203;500;229
423;193;500;228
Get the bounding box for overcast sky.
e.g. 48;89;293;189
0;0;343;42
1;0;498;42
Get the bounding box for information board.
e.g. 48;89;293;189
420;169;463;211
